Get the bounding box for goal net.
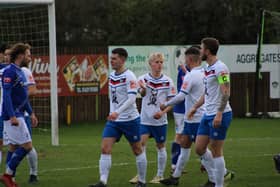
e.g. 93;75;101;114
0;0;58;145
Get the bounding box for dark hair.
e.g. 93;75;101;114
201;37;219;55
191;45;201;50
112;48;128;59
10;43;31;63
185;46;201;56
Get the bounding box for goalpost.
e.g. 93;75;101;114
254;9;280;117
0;0;59;145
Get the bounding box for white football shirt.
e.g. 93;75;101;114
204;60;232;115
180;66;205;123
138;73;176;126
22;67;36;116
22;67;36;86
109;69;139;121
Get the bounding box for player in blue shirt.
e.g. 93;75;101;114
0;44;12;167
0;43;38;187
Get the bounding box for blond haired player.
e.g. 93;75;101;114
129;52;175;184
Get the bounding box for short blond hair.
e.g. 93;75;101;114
148;52;164;64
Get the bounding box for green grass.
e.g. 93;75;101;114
1;118;280;187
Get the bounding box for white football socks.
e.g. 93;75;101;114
213;156;225;187
173;148;191;178
99;154;111;184
201;148;215;183
157;147;167;177
26;147;38;176
136;152;147;183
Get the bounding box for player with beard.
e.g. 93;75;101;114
20;45;39;183
188;38;233;187
0;43;38;187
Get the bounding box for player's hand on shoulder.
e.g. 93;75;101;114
107;112;119;121
31;113;38;127
10;116;19;126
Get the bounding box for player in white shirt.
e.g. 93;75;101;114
170;64;189;173
159;47;206;185
89;48;147;187
21;52;39;184
188;38;233;187
129;52;175;184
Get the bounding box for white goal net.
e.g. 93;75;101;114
0;0;58;145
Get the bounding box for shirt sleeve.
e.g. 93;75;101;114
24;100;33;115
180;74;192;95
167;78;176;97
2;69;16;117
165;91;185;106
127;71;138;95
216;64;230;84
22;67;36;85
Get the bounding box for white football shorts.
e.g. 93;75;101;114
173;112;184;134
3;117;32;145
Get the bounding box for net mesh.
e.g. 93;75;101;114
0;4;51;125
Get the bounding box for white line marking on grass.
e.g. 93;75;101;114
226;137;280;141
40;161;156;173
34;137;280;147
36;128;50;132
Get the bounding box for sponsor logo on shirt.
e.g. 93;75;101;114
3;77;11;83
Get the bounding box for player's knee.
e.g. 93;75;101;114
195;146;206;156
22;142;33;152
131;144;142;156
101;145;112;154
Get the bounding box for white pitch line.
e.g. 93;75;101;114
34;137;280;147
39;151;274;174
40;161;156;173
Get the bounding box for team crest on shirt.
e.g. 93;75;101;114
148;89;158;105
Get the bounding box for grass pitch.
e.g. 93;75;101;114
1;118;279;187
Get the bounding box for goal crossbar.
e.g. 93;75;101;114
0;0;54;5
